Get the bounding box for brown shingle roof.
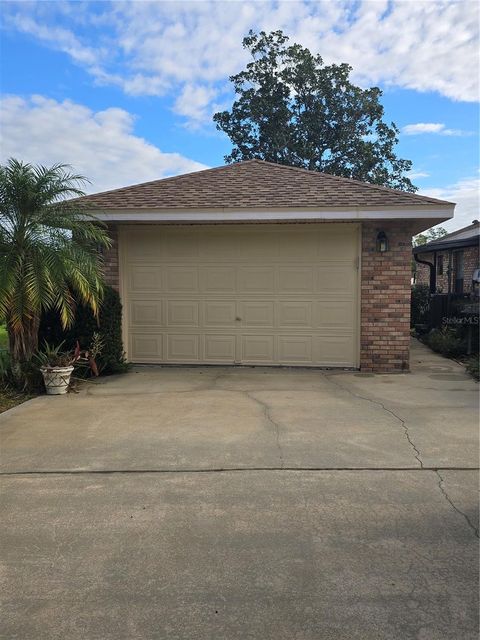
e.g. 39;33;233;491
76;160;454;210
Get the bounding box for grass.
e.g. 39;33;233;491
0;324;7;350
0;324;34;413
0;387;31;414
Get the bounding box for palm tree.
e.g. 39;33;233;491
0;158;111;382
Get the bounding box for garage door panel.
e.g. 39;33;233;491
277;301;313;328
278;267;314;293
278;231;317;259
167;334;200;361
203;301;236;327
200;267;236;292
315;300;356;329
123;224;359;367
165;267;198;292
129;266;163;292
238;267;275;292
204;335;236;361
239;301;274;327
130;300;163;326
125;230;163;260
163;230;199;259
278;335;313;363
198;232;237;260
316;232;357;258
167;301;199;327
237;231;279;259
241;335;275;363
316;265;355;293
130;334;163;360
314;335;356;366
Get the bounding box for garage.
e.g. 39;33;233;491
119;223;360;367
79;159;454;371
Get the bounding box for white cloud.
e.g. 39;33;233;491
0;95;207;193
174;84;219;128
3;1;478;126
6;12;104;70
402;123;471;136
420;174;480;232
408;171;430;179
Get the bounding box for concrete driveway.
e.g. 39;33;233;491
1;340;478;639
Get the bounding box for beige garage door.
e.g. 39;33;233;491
120;223;360;367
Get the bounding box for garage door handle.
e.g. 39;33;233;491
235;317;242;321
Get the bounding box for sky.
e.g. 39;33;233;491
1;0;479;232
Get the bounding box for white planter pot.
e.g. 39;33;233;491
40;366;74;395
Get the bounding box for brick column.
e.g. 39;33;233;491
103;224;120;290
360;221;414;372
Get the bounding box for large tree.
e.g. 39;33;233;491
214;30;416;192
413;226;448;246
0;159;110;382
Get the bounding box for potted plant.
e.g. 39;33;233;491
35;334;102;395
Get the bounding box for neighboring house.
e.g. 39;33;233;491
414;221;480;294
77;160;454;372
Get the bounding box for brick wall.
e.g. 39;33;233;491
415;245;479;293
414;255;434;289
103;224;119;290
464;245;480;291
360;221;414;372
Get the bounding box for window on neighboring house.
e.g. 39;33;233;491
453;250;464;293
437;254;444;275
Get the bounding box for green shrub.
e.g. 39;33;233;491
39;286;128;375
0;351;43;393
0;325;8;351
465;356;480;381
425;326;466;357
411;284;430;328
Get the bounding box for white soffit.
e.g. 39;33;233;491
91;207;454;223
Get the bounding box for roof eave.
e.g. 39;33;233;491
86;204;455;224
413;236;479;254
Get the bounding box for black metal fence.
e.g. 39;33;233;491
411;287;479;331
428;293;472;329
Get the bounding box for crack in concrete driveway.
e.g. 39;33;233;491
435;469;479;539
322;368;479;540
245;391;285;467
324;373;425;468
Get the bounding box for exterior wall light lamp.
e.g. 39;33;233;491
376;230;389;253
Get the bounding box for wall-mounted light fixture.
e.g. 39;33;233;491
376;230;389;253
